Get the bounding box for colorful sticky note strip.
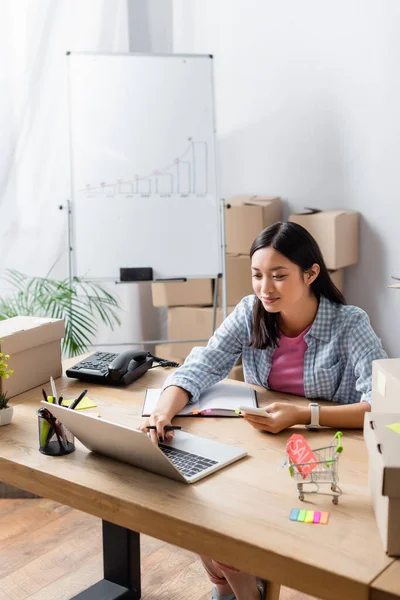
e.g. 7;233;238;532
61;397;97;410
297;510;306;522
290;509;329;525
320;512;329;525
313;511;321;524
386;422;400;435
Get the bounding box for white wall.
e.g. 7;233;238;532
173;0;400;356
0;0;172;354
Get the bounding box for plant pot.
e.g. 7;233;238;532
0;406;13;426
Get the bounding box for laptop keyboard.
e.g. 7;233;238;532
159;445;218;478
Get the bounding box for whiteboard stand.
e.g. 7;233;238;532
66;52;228;350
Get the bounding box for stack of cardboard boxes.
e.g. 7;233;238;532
288;208;360;293
364;359;400;556
152;195;282;380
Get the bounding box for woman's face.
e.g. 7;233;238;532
251;246;318;314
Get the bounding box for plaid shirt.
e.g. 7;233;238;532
164;295;387;404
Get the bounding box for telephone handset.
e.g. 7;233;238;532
66;350;179;386
108;350;151;383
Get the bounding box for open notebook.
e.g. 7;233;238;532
142;382;258;417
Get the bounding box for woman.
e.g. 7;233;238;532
140;221;387;600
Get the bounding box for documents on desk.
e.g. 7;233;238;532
143;381;258;417
43;402;247;484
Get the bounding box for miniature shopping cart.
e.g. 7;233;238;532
285;432;344;504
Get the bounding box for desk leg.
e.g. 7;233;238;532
71;520;141;600
265;580;281;600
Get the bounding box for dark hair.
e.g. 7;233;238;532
249;221;345;349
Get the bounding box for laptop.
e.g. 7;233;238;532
42;402;247;484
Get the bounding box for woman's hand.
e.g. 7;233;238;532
137;413;175;445
242;402;303;434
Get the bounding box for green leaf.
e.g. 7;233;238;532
0;269;121;358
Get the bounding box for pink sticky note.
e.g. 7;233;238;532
205;409;212;413
313;511;321;524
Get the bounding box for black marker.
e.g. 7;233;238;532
69;389;88;410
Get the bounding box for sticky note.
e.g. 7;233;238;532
320;512;329;525
290;509;299;521
205;409;212;413
61;397;97;410
305;511;314;523
297;510;306;522
192;408;199;415
235;409;240;415
386;422;400;435
313;511;321;524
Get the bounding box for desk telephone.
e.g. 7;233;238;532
66;351;179;386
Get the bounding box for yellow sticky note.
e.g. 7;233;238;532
305;511;314;523
61;397;97;410
386;422;400;435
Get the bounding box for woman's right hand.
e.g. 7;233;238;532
137;412;175;445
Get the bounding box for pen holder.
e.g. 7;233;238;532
37;408;75;456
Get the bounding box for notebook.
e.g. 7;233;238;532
142;382;258;417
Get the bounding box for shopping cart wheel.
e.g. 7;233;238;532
332;496;339;505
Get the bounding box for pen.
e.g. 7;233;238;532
69;389;88;410
42;388;48;402
50;376;58;405
146;426;182;431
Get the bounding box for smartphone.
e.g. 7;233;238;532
239;406;270;417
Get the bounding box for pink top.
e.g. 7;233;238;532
267;325;311;396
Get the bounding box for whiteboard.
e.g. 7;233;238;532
67;53;222;280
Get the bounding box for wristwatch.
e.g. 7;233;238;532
306;402;321;430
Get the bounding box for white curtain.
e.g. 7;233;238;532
0;0;165;350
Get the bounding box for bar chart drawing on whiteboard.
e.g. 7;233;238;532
82;140;209;199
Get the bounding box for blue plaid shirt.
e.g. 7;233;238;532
164;295;387;405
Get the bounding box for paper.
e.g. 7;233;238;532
376;370;386;397
61;397;97;410
142;382;257;417
386;422;400;435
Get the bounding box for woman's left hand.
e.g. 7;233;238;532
242;402;302;434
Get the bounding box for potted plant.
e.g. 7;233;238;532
0;349;14;426
0;269;121;357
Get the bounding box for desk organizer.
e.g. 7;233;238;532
37;407;75;456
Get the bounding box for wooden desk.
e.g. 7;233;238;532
0;361;398;600
372;562;400;600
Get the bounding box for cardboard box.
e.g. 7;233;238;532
168;306;235;343
228;364;244;382
288;209;360;269
151;279;213;307
218;255;254;305
372;359;400;413
155;345;244;381
364;412;400;556
0;316;64;398
225;195;282;255
329;269;344;293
